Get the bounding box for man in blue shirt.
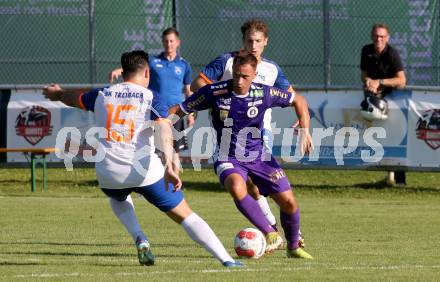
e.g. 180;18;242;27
110;27;193;175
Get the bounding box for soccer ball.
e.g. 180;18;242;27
234;228;267;259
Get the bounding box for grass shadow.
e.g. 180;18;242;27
182;181;224;193
1;251;130;257
0;241;123;247
0;179;98;185
295;182;440;193
183;179;440;195
0;261;44;266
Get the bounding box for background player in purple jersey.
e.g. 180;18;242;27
170;53;313;259
43;50;242;268
190;19;304;248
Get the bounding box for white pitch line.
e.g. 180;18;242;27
5;264;440;279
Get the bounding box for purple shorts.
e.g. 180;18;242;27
213;156;291;196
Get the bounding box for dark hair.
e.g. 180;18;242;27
371;23;389;36
121;50;149;77
233;52;258;70
241;19;268;40
162;27;179;39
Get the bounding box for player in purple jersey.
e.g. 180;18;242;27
170;53;313;259
191;19;304;248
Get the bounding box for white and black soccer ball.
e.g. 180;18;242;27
360;96;389;121
234;228;266;259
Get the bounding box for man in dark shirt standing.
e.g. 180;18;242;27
360;23;407;186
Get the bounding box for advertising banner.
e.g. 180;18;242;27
407;91;440;168
6;90;95;162
5;89;440;171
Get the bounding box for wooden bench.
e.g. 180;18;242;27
0;148;57;192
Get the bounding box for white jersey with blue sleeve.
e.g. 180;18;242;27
80;82;164;189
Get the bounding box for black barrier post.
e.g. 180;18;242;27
0;90;11;163
323;0;331;90
89;0;97;84
172;0;177;28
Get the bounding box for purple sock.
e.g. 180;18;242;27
235;194;275;234
280;208;300;250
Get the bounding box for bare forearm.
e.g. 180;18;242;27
292;95;310;128
381;73;406;88
190;77;208;92
59;89;85;108
361;71;368;84
154;120;174;167
168;105;187;118
43;84;85;109
183;84;192;98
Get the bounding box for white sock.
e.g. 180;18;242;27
109;195;145;242
181;213;234;264
257;196;277;226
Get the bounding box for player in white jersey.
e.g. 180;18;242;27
191;19;304;248
42;50;242;268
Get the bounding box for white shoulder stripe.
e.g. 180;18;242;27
289;90;295;104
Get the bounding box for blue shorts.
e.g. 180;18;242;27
213;156;291;196
101;178;184;212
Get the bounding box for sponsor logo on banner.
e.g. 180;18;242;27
309;99;369;131
416;109;440;150
15;105;53;145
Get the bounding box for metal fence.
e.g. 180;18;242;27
1;0;439;88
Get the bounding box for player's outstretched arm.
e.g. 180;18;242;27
108;67;123;83
183;85;196;127
42;84;84;109
190;76;208;92
154;118;182;191
291;94;314;155
168;104;187;118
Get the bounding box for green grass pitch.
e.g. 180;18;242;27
1;168;439;281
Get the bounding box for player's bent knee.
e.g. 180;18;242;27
101;188;130;202
246;179;260;200
166;199;193;224
224;174;247;200
271;190;298;213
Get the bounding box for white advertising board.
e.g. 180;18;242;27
5;88;440;171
